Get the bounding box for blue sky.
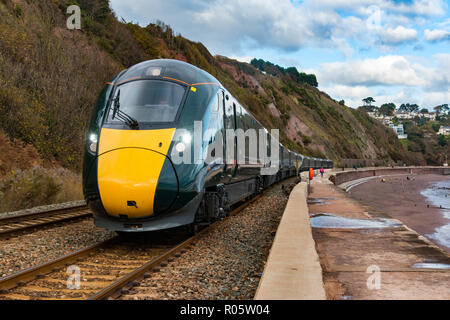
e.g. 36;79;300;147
110;0;450;109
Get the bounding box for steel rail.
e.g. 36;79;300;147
0;205;91;238
0;238;117;292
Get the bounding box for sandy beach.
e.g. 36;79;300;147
349;174;450;253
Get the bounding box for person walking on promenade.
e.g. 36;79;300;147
320;167;324;178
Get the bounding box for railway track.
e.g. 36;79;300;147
0;205;91;239
0;189;266;300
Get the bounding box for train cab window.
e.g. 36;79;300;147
212;93;220;112
106;80;186;124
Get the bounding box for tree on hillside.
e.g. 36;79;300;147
392;116;400;125
420;108;429;114
399;103;420;113
435;104;449;115
379;103;396;116
410;104;420;113
434;105;443;114
431;123;441;132
438;134;448;147
443;104;449;114
362;97;376;107
250;59;318;87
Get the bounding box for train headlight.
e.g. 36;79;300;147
175;142;186;153
174;133;191;154
88;133;98;155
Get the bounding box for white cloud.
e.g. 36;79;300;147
424;28;450;42
308;0;445;17
422;90;450;107
323;85;372;99
229;55;254;63
322;86;428;109
367;90;421;107
379;26;418;44
437;18;450;28
316;55;426;87
315;54;450;108
434;53;450;66
392;0;446;17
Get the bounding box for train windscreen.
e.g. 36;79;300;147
107;80;186;124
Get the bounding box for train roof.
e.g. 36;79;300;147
116;59;220;87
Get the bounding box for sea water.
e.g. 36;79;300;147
420;180;450;249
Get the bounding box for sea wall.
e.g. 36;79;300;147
332;167;450;185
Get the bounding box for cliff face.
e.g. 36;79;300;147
0;0;420;170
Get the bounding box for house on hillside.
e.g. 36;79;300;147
389;124;408;139
382;118;393;125
395;111;415;120
438;126;450;136
367;112;394;123
421;112;436;120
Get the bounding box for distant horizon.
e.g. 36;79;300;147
110;0;450;110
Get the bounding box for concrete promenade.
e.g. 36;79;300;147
254;182;326;300
310;173;449;299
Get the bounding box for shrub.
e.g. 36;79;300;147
438;135;448;147
302;135;312;145
13;4;21;17
0;166;82;212
0;167;61;212
431;123;440;132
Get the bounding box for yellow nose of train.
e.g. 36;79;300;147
97;128;176;219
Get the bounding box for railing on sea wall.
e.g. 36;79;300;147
332;167;450;185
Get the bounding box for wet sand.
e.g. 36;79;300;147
349;174;450;253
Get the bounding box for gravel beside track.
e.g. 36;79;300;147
0;219;115;278
120;182;292;300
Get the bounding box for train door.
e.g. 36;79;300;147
231;103;239;179
217;90;226;169
223;94;237;181
205;91;227;188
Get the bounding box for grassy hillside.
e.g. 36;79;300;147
0;0;425;179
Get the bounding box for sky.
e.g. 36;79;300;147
110;0;450;109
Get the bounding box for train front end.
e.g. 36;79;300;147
82;60;218;232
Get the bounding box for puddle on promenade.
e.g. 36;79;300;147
411;263;450;270
310;213;402;229
308;198;336;205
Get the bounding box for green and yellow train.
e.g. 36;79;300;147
83;59;333;233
